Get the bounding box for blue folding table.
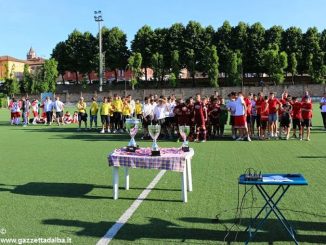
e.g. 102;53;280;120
239;173;308;245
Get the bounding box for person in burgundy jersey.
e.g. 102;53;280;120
193;94;207;142
301;96;313;141
186;97;195;141
278;91;288;135
291;97;302;139
260;96;269;140
208;97;220;139
255;92;264;138
268;92;281;138
244;93;252;136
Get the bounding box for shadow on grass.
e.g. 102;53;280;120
0;182;110;199
41;217;326;243
298;156;326;159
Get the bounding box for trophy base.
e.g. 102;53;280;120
182;146;190;152
126;146;139;152
151;150;161;156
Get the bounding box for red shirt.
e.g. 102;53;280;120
194;101;204;119
268;98;280;114
208;103;220;119
301;102;312;119
278;99;287;115
244;97;252;115
256;98;264;115
260;101;269;121
292;102;302;119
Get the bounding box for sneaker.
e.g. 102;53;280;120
113;130;117;134
247;137;252;142
306;138;311;141
194;139;199;142
201;140;206;143
119;129;124;133
299;137;303;141
77;128;81;132
107;129;111;133
232;135;236;140
236;137;243;141
100;129;105;134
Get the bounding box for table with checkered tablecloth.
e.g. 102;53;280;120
108;147;194;202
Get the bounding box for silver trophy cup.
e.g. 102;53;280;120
179;125;190;152
148;124;161;156
125;118;140;152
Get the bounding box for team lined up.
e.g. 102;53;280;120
8;91;326;142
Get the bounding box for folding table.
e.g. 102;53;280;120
239;173;308;244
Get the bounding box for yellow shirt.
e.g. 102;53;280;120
112;99;123;112
77;102;86;113
100;102;111;115
108;102;113;116
122;103;131;116
90;101;99;116
135;103;142;115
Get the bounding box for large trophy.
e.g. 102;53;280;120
179;125;190;152
125;118;141;152
148;124;161;156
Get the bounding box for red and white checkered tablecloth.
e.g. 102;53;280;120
108;147;188;172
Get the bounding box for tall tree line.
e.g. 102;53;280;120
52;21;326;87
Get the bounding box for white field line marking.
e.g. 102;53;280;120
96;170;166;245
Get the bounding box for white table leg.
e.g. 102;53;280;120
182;169;188;203
186;158;193;192
124;167;129;190
113;167;119;200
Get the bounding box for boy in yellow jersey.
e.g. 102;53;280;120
122;98;131;131
108;97;114;132
112;94;123;133
135;99;143;120
100;97;111;133
76;97;87;131
89;97;99;130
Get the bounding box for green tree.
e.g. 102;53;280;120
167;23;186;65
21;64;33;94
246;22;265;75
302;27;321;74
151;52;164;86
214;21;232;73
203;45;219;87
131;25;154;82
102;27;129;80
170;50;180;87
262;45;288;85
128;53;142;90
265;25;283;48
226;51;243;86
43;59;59;93
289;53;298;84
5;78;20;95
51;41;69;82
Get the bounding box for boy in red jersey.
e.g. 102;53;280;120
193;94;207;142
268;92;281;138
301;96;313;141
208;97;220;139
291;97;302;139
255;92;264;138
260;96;269;140
244;93;252;137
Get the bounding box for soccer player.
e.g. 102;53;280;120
31;99;39;124
291;97;302;139
219;98;228;137
122;98;132;129
44;96;53;125
135;99;143;120
53;96;64;126
279;98;292;140
89;97;99;130
244;93;252;137
260;96;269;140
193;94;207;142
320;92;326;130
100;97;111;134
268;92;280;138
76;97;87;131
208;97;220;139
227;92;237;139
112;94;123;133
234;92;251;141
255;92;264;139
301;96;313;141
142;97;154;139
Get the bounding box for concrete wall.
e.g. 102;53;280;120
47;84;326;103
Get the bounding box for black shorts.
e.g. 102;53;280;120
229;115;235;126
136;114;143;120
113;112;122;122
280;115;291;128
56;111;63;118
78;112;87;122
256;114;261;128
101;115;109;125
261;120;268;130
246;115;252;124
301;119;312;128
251;115;258;126
292;119;301;130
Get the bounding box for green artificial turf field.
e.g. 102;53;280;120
0;105;325;245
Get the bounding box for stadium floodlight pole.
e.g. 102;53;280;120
94;10;104;92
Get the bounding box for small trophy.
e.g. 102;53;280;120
148;124;161;156
125;118;140;152
179;125;190;152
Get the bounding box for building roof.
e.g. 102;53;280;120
0;55;27;63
